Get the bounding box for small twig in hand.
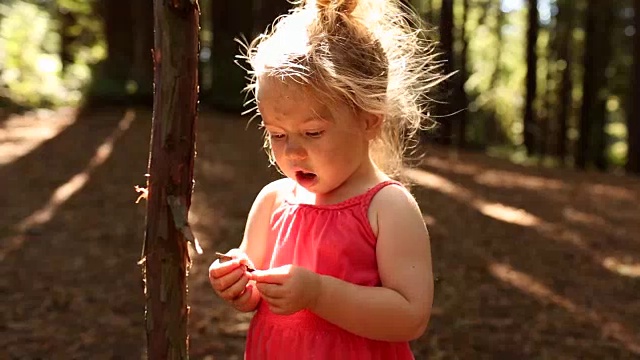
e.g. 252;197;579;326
215;252;255;272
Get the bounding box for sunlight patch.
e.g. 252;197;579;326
0;108;77;165
488;261;640;355
602;257;640;278
477;203;540;227
405;167;640;279
474;170;566;191
404;167;541;227
563;207;609;228
0;110;136;261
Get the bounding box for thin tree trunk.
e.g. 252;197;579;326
555;0;573;165
438;0;455;145
130;0;155;104
576;1;613;170
88;0;134;104
593;9;615;171
487;3;505;146
210;0;254;111
627;0;640;174
540;17;558;158
524;0;539;156
456;0;470;148
59;7;75;72
143;0;199;358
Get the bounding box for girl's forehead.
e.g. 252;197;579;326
257;78;334;123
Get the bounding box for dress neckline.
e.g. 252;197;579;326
283;180;400;210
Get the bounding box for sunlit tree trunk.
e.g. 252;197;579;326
523;0;539;156
628;0;640;174
143;0;199;358
540;14;558;158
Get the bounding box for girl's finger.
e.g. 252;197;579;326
209;258;243;279
220;273;250;301
211;267;245;293
232;283;253;306
255;282;284;299
249;269;286;284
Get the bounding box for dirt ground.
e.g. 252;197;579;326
1;107;639;360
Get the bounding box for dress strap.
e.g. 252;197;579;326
361;180;404;210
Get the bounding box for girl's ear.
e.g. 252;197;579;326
361;111;383;140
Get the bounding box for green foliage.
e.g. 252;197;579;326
465;3;527;145
0;1;63;107
0;0;104;108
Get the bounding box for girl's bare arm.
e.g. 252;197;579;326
309;185;434;341
231;179;288;311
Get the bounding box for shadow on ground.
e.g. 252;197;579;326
1;107;638;359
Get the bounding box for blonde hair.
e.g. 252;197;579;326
240;0;445;181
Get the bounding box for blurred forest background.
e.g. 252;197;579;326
2;0;640;359
0;0;638;173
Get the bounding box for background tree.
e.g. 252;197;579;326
554;0;574;165
576;1;615;170
0;0;638;176
455;0;470;148
523;0;539;156
437;0;455;145
628;0;640;173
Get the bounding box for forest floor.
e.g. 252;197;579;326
1;107;640;360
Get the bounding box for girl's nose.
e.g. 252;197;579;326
284;139;307;160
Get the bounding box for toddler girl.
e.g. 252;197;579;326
209;0;440;358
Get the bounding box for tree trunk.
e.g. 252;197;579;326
555;0;573;165
143;0;199;358
437;0;455;145
87;0;135;105
454;0;470;148
627;0;640;174
487;3;506;146
130;0;155;104
58;6;76;72
576;1;613;170
523;0;539;156
540;15;558;158
209;0;254;111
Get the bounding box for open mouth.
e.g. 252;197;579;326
295;170;317;185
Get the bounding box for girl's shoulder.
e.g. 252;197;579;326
258;177;297;210
367;181;422;237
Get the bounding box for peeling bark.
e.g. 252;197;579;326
142;0;200;359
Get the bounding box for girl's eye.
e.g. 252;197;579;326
305;131;324;138
269;133;285;140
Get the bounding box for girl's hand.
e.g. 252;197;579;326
249;265;321;315
208;249;256;311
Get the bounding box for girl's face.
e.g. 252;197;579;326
256;77;378;198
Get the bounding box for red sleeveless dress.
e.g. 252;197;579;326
244;180;415;360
